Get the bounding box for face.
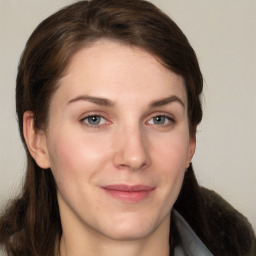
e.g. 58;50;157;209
36;40;195;241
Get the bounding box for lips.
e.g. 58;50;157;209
101;184;155;202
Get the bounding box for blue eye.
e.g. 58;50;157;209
148;115;173;125
82;115;106;125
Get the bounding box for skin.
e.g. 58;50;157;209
24;40;195;256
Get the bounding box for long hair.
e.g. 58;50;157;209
1;1;204;255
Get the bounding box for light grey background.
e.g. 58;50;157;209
0;0;255;231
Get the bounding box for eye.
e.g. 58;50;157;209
81;115;108;126
147;115;174;125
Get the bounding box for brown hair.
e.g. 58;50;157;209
0;0;205;255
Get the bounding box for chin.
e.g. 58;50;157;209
104;226;153;241
100;212;166;241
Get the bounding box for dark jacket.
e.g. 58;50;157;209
173;188;256;256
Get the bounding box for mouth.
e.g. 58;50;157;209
101;184;155;202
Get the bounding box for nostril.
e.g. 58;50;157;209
113;127;151;170
114;152;150;171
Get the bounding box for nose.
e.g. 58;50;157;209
113;125;151;171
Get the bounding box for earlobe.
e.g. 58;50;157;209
186;136;196;169
23;111;50;169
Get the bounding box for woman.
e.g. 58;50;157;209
0;0;255;255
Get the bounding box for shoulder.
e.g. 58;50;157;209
200;187;256;256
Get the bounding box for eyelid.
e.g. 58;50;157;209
79;113;111;128
146;113;176;126
78;111;176;128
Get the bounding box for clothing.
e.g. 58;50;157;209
173;210;213;256
172;188;256;256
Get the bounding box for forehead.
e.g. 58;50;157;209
55;39;187;106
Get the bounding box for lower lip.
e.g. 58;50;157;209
102;188;154;202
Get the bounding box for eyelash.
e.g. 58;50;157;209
80;114;110;128
147;115;175;126
79;114;175;128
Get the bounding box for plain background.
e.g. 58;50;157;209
0;0;255;232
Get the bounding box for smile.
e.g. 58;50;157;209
101;184;155;202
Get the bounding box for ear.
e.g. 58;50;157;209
23;111;50;169
186;135;196;169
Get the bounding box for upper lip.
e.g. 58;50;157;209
102;184;155;192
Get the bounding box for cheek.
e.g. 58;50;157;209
150;130;190;200
151;130;190;173
157;141;186;193
46;129;111;188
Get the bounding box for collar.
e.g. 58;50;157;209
172;210;214;256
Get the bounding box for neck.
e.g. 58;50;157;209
59;215;171;256
60;235;170;256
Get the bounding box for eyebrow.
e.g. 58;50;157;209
150;95;185;108
68;95;114;107
67;94;185;108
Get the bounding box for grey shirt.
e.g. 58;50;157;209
173;210;214;256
